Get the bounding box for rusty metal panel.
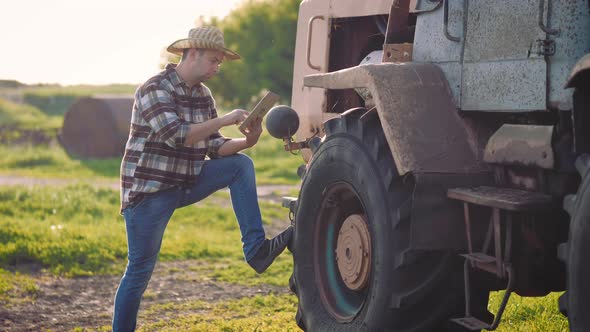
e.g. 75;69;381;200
483;124;554;169
384;0;411;44
461;60;547;111
382;43;413;63
463;0;545;62
304;63;480;175
548;0;590;109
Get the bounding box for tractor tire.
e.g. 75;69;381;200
558;153;590;332
291;108;481;331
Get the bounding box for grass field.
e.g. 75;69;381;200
0;130;303;185
0;85;305;330
0;85;571;331
0;176;570;331
0;91;304;184
1;83;137;117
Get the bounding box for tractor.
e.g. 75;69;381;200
265;0;590;331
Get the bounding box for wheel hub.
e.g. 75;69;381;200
335;214;371;290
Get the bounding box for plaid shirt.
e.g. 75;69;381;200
120;63;228;212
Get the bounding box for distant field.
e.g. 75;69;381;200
0;83;137;117
0;128;302;185
0;83;304;184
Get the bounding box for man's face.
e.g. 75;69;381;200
192;49;224;82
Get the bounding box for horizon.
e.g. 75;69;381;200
0;0;244;86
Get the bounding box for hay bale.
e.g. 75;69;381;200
59;97;133;159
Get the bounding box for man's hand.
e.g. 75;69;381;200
217;117;263;156
221;109;249;127
241;117;263;147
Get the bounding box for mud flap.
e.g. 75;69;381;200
304;63;480;176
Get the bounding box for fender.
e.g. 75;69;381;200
304;62;479;175
304;63;491;250
565;53;590;89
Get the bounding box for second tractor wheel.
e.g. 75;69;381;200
558;153;590;332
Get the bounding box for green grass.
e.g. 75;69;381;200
0;84;136;123
491;291;568;332
0;98;61;145
137;294;300;332
79;289;567;332
0;98;60;130
0;145;122;179
0;185;126;276
0;185;570;331
131;291;567;332
0;268;38;304
21;84;136;117
0;184;292;284
21;84;137;97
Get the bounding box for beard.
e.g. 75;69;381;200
198;71;216;82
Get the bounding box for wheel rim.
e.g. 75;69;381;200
336;214;371;291
314;182;370;322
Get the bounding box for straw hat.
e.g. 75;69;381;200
167;26;241;60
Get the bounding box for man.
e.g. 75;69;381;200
112;26;293;331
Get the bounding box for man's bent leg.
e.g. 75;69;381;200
113;191;178;331
179;154;265;260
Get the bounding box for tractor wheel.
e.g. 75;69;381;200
291;108;481;331
558;153;590;332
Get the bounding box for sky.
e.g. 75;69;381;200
0;0;244;85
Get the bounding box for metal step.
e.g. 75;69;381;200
461;252;496;264
281;196;297;210
447;186;554;211
450;317;490;331
453;265;515;331
462;252;501;275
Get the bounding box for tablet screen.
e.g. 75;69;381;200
239;91;280;132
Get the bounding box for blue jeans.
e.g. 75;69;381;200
112;154;266;331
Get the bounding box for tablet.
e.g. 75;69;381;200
239;91;281;132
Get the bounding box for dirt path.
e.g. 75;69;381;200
0;175;296;203
0;261;290;331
